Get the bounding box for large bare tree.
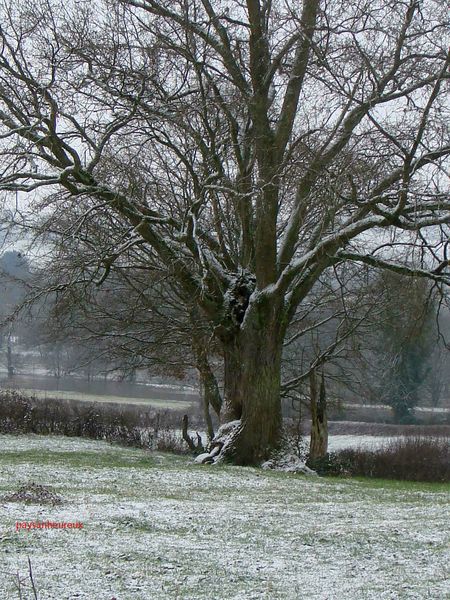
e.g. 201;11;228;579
0;0;449;463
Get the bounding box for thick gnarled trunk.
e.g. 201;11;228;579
213;300;284;465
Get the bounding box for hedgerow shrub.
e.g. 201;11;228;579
0;389;191;453
312;436;449;482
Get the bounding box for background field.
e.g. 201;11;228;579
0;375;197;412
8;388;193;411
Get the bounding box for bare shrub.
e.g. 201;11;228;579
320;436;450;482
283;418;309;460
0;390;34;433
155;427;188;454
0;390;193;453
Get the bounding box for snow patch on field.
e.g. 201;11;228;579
328;434;449;452
0;434;448;599
328;435;400;452
0;433;114;453
8;387;193;409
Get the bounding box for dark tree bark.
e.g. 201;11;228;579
7;332;14;378
216;295;285;464
190;306;222;440
309;370;328;461
196;356;221;441
182;414;204;454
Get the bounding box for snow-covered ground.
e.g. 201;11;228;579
327;435;401;452
0;434;448;599
343;402;450;414
184;433;436;454
328;434;449;452
5;387;193;410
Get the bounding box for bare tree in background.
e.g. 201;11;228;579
0;0;449;464
43;252;223;439
0;250;30;376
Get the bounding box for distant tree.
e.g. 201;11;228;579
367;272;439;421
0;250;30;376
0;251;30;306
35;246;223;438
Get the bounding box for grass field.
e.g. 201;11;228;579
0;434;449;599
10;388;194;410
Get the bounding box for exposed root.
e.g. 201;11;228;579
182;414;205;454
194;420;242;464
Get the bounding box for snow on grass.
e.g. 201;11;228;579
9;388;193;410
186;433;428;455
328;435;401;452
328;434;449;452
0;434;114;453
343;403;450;414
0;434;449;599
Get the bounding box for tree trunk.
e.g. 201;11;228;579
190;309;222;440
198;367;219;441
214;300;284;465
309;370;328;461
7;332;14;378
